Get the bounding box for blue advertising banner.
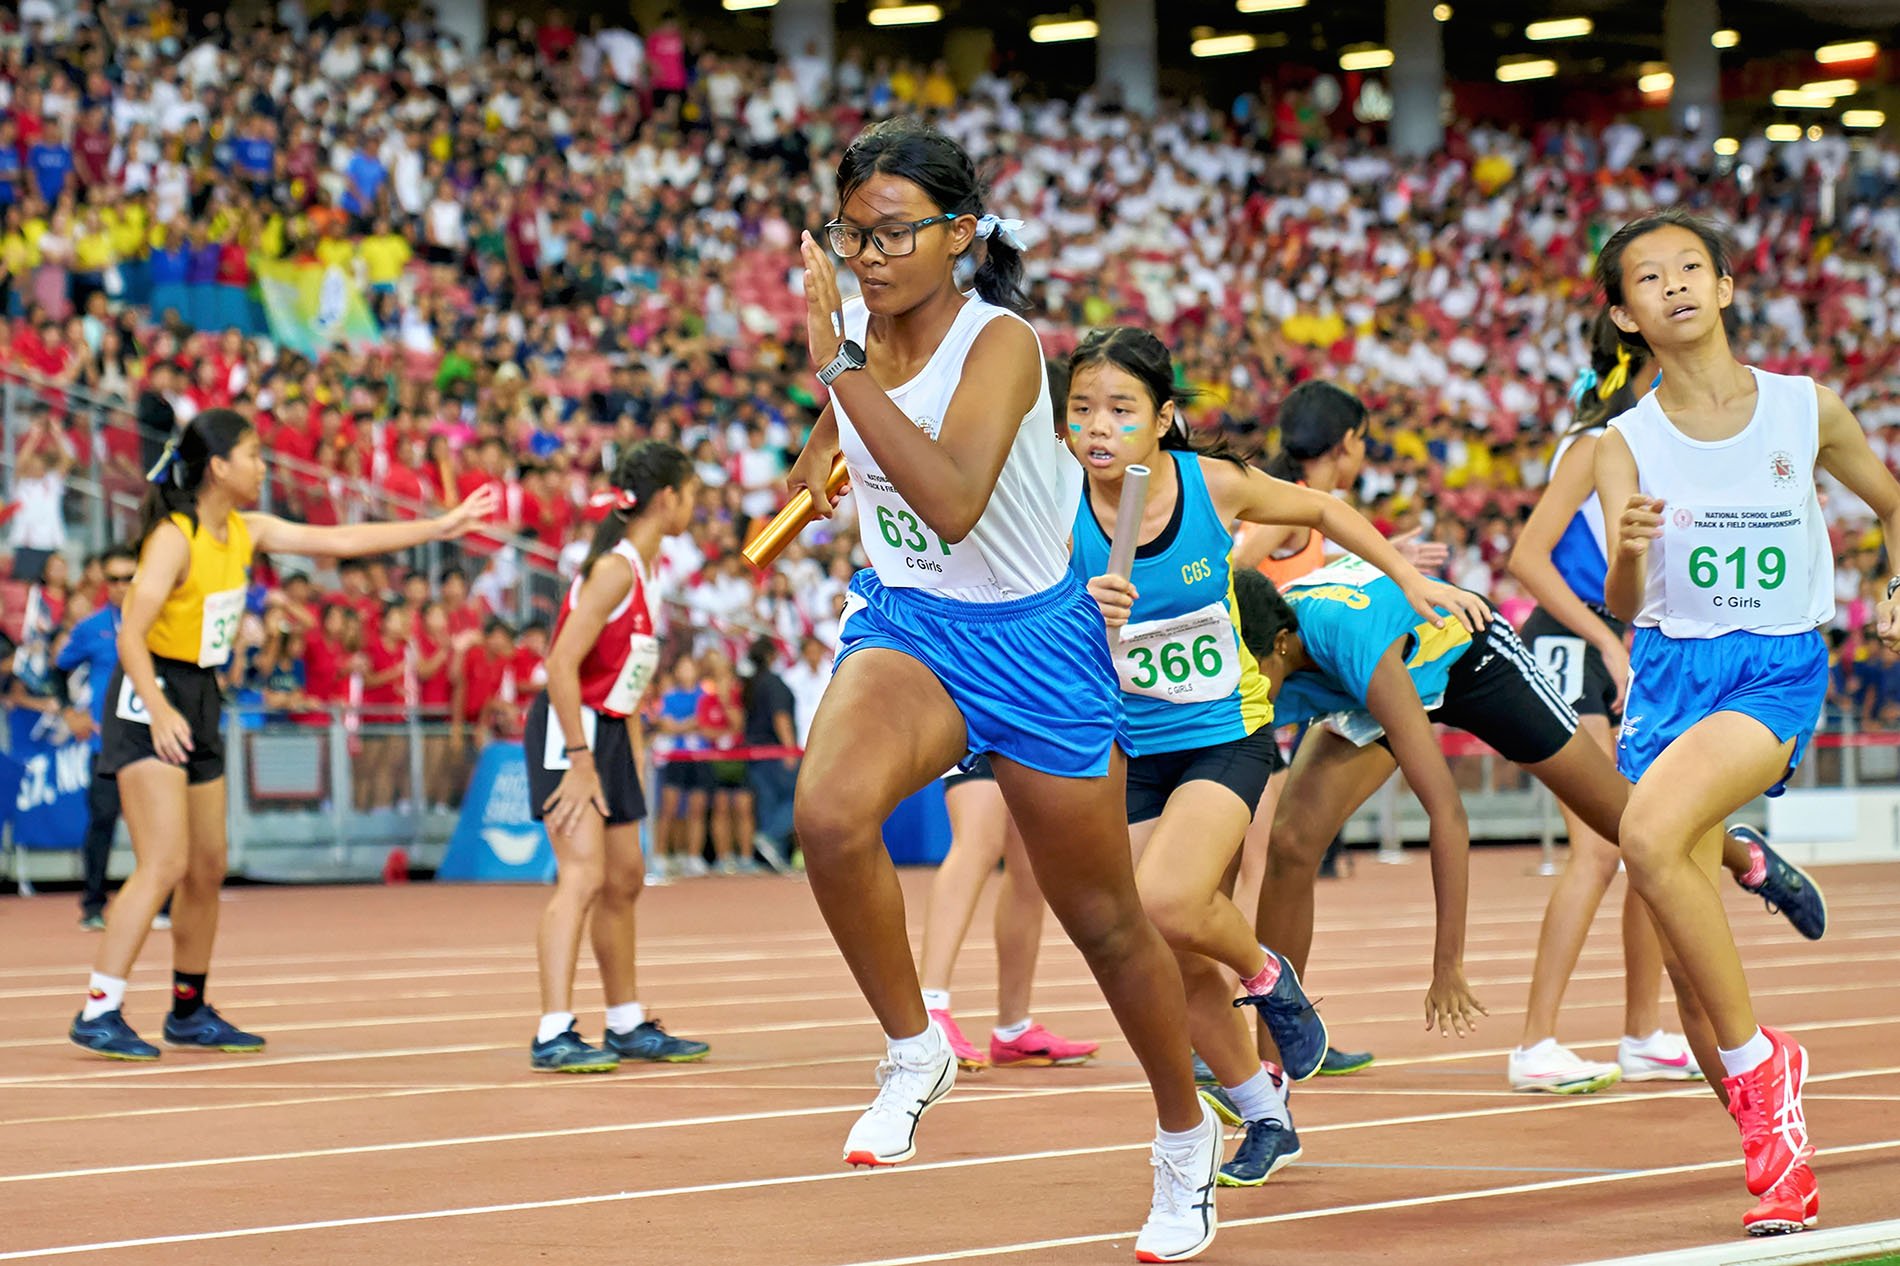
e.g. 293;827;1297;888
4;709;91;850
437;742;557;883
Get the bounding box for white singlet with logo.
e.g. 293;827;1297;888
831;294;1080;604
1606;367;1833;639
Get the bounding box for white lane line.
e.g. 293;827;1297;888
824;1139;1900;1266
5;1058;1894;1190
1572;1215;1900;1266
4;1127;1895;1263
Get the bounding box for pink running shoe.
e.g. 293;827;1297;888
990;1023;1100;1067
928;1009;988;1071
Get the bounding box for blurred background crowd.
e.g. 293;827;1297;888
3;0;1899;875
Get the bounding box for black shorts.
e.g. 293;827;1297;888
942;752;995;791
1520;605;1626;719
1126;723;1284;825
523;694;647;827
97;658;226;785
708;759;749;790
661;755;712;793
1425;619;1579;765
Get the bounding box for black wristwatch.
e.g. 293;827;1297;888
1886;575;1899;601
818;340;867;385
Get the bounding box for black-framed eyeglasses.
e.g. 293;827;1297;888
824;214;957;260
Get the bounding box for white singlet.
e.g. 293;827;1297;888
1607;367;1833;639
831;294;1080;604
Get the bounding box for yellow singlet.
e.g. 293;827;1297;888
146;511;254;668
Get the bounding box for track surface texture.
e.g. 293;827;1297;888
3;846;1896;1264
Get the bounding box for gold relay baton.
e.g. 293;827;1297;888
742;452;851;570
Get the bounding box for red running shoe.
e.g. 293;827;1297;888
1723;1026;1814;1197
1742;1163;1818;1236
990;1022;1099;1067
928;1009;987;1071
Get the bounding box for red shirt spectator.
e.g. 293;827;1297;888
458;641;511;724
414;629;452;715
362;625;408;717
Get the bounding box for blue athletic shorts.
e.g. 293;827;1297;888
836;568;1128;779
1617;626;1828;797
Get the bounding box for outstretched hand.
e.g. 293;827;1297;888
800;231;846;372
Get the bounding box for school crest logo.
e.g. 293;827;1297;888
912;415;941;440
1673;509;1692;530
1768;450;1797;487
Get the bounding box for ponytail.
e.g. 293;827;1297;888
1266;381;1366;483
134;408;254;545
1565;307;1650;435
970;215;1029;314
580;439;695;581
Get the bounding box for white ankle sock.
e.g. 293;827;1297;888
82;973;126;1021
1718;1028;1774;1078
605;1001;646;1035
1225;1065;1290;1127
1156;1116;1208;1151
1519;1037;1560;1058
888;1024;940;1062
993;1017;1032;1043
536;1012;577;1044
921;989;951;1012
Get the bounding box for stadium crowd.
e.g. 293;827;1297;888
4;1;1900;868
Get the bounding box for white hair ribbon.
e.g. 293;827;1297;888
974;214;1026;251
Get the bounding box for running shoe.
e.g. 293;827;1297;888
989;1022;1099;1067
843;1025;956;1167
1743;1162;1818;1236
1232;952;1328;1082
1729;825;1828;941
1218;1118;1303;1187
604;1018;709;1063
70;1008;160;1061
1191;1051;1217;1085
929;1008;988;1071
78;912;105;931
1318;1045;1374;1076
152;913;172;931
1508;1040;1622;1094
1135;1101;1220;1263
1618;1030;1705;1082
1726;1026;1814;1197
529;1025;620;1073
162;1006;265;1052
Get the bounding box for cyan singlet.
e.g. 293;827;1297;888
1070;451;1274;757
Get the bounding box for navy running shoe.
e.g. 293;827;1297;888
1730;825;1827;941
1319;1045;1375;1076
71;1009;160;1061
1191;1051;1217;1086
1233;952;1329;1082
1197;1082;1243;1128
530;1026;620;1073
603;1018;708;1063
163;1006;265;1052
1218;1119;1303;1187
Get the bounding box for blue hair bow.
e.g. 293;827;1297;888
1568;366;1599;404
146;438;185;487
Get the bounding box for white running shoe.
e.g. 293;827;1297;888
1134;1100;1221;1263
1618;1030;1705;1082
842;1024;956;1167
1508;1039;1623;1095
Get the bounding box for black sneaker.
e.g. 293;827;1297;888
1219;1118;1303;1187
603;1018;709;1063
1729;824;1827;941
530;1025;620;1073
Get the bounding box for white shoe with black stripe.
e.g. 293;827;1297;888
842;1023;956;1167
1135;1100;1221;1262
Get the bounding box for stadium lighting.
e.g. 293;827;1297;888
1496;58;1558;83
1800;78;1859;97
867;3;942;25
1713;137;1739;156
1816;40;1878;64
1236;0;1307;12
1338;46;1395;71
1030;17;1099;41
1711;29;1739;48
1433;4;1452;19
1638;70;1674;94
721;0;777;9
1525;17;1592;40
1843;109;1887;129
1765;123;1802;142
1773;89;1837;109
1191;32;1258;57
1809;124;1824;140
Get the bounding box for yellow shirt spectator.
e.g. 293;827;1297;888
359;232;412;287
74;227;114;272
921;68;957;110
1388;428;1429;464
2;231;36;274
315;236;355;270
889;66;919;104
